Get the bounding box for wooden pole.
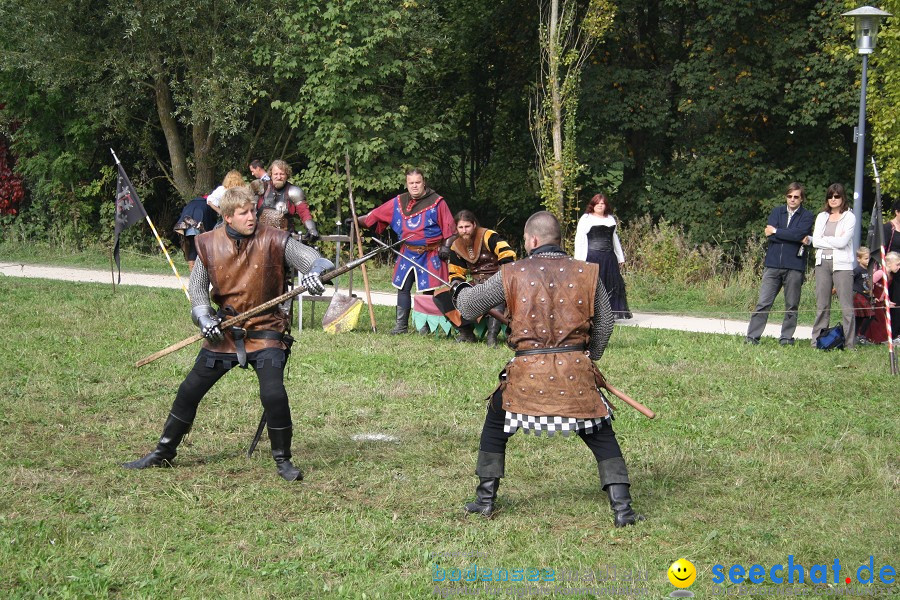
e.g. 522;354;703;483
344;152;378;333
136;243;394;367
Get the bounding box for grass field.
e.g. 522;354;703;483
0;277;896;598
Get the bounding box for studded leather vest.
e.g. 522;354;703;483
450;227;501;283
195;225;290;353
500;255;608;418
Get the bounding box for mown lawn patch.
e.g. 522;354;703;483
0;278;896;598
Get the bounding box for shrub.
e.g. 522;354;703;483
619;215;732;284
0;137;25;215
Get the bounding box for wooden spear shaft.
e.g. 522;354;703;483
344;152;378;332
135;243;394;367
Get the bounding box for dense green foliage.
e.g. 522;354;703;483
870;0;900;198
1;0;895;256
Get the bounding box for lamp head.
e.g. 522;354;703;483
842;6;892;54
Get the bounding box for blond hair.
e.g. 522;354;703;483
269;159;292;179
219;186;254;217
856;246;870;260
222;170;244;189
885;252;900;266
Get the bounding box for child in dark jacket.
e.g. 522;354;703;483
853;247;875;344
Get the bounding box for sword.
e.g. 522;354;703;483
247;411;267;457
369;237;507;325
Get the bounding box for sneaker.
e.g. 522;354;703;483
744;337;760;345
856;336;873;346
779;338;795;346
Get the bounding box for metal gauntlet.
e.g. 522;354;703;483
303;219;320;243
191;305;224;343
300;257;335;295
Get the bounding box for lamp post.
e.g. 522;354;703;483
842;6;892;251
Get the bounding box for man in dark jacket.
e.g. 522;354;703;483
746;182;814;345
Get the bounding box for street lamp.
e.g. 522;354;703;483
842;5;892;251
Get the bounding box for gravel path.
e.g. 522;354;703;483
0;261;813;340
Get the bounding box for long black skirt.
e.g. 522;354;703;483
586;249;632;319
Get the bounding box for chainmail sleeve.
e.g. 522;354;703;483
590;276;614;361
284;237;324;274
456;271;506;321
188;259;212;308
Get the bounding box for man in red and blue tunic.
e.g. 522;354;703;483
358;168;455;334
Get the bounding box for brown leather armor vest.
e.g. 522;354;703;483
195;225;290;353
501;256;608;418
451;227;500;283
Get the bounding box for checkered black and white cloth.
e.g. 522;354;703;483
504;393;613;437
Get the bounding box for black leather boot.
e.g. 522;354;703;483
598;456;643;527
485;317;502;347
268;426;303;481
456;324;476;343
464;478;500;517
389;305;410;335
463;451;505;517
123;413;192;469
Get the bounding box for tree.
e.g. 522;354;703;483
578;0;858;250
531;0;616;237
869;0;900;198
0;0;272;201
264;0;446;218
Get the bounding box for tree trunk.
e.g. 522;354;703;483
153;72;193;199
192;117;216;196
548;0;565;217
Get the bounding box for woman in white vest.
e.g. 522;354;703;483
811;183;857;348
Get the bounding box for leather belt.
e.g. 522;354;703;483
403;242;440;254
515;344;587;357
230;328;293;368
587;241;613;252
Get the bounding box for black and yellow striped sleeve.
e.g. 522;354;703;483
448;251;469;283
485;230;516;265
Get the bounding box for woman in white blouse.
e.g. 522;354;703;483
574;193;632;319
811;183;857;348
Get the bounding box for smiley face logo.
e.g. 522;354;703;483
668;559;697;588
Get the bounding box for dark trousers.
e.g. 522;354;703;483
747;267;805;342
396;273;437;313
478;389;623;463
396;274;415;313
170;348;292;429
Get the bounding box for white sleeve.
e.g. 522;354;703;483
613;218;625;263
207;186;226;207
574;216;589;261
811;213;827;248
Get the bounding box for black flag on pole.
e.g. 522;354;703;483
113;160;148;282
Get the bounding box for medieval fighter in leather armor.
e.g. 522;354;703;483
452;211;642;527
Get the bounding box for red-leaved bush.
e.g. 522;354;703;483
0;139;25;215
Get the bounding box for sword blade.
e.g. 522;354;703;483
247;411;267;456
369;236;453;287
